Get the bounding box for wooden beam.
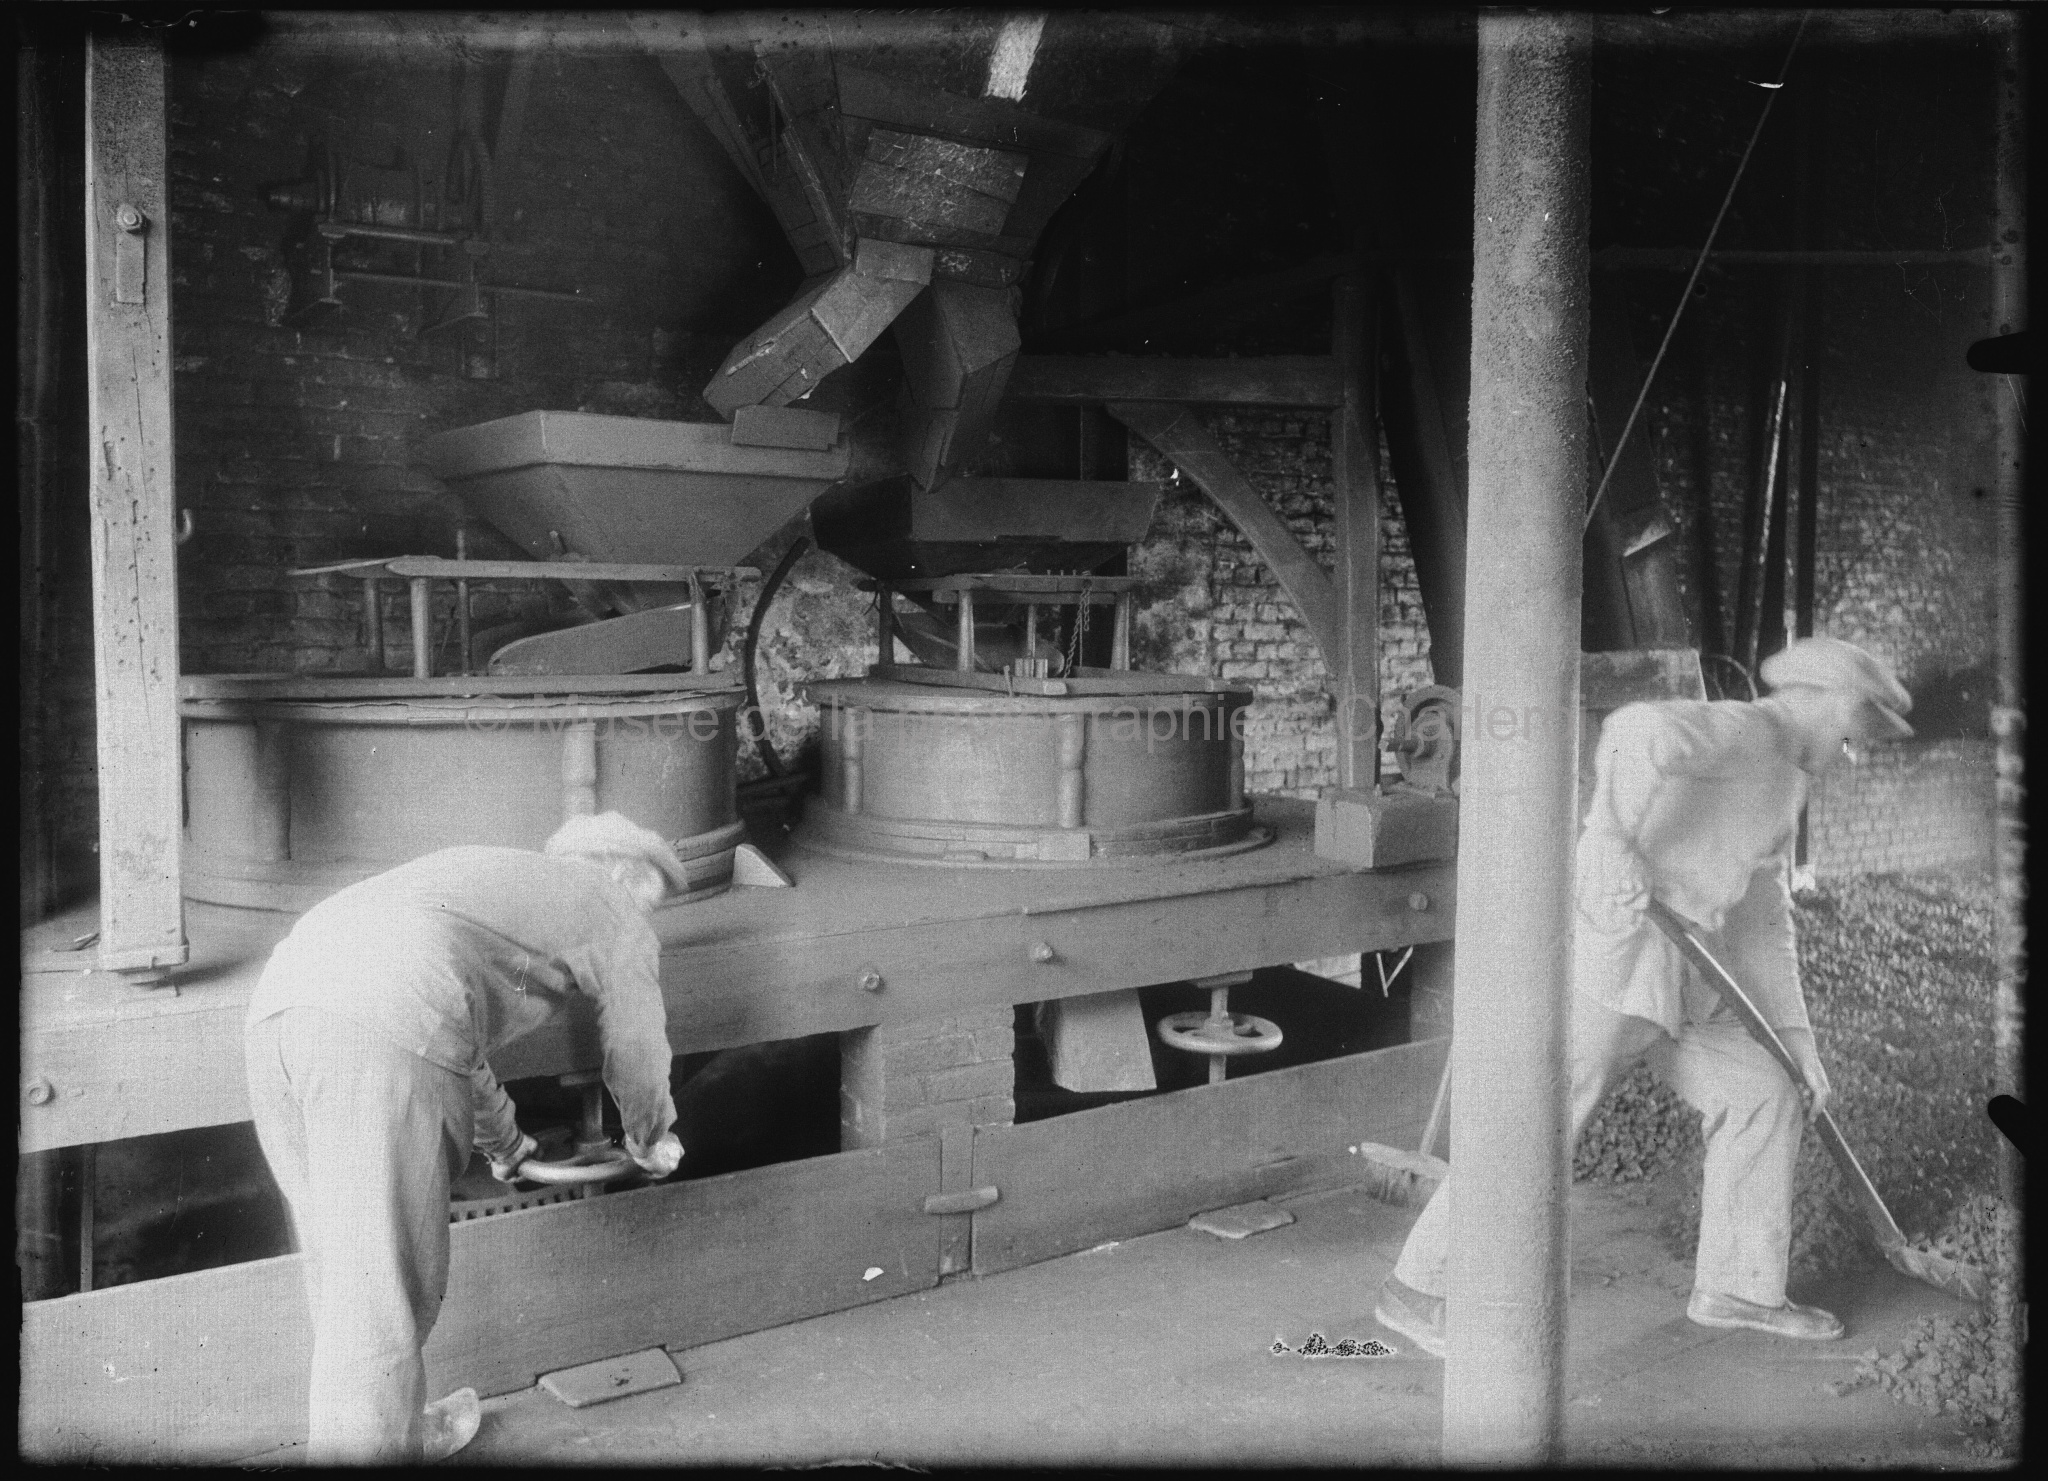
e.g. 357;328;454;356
1107;402;1344;673
1006;355;1346;408
85;27;186;976
1330;278;1380;789
1378;271;1470;688
20;805;1455;1153
973;1038;1446;1276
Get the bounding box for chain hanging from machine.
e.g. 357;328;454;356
1062;583;1092;675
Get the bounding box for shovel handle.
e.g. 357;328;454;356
1643;897;1908;1250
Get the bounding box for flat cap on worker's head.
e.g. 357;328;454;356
1759;636;1914;739
543;811;693;896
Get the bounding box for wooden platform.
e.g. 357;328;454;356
21;1038;1448;1464
20;798;1454;1154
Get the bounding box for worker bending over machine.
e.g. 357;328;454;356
1375;637;1916;1356
245;812;689;1463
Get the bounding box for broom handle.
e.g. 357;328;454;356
1643;897;1908;1250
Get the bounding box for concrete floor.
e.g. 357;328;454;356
435;1178;1995;1468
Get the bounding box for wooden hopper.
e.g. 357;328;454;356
420;411;851;604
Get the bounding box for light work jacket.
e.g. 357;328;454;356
1577;698;1812;1040
246;846;677;1161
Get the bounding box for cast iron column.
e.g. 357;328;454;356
1442;13;1590;1465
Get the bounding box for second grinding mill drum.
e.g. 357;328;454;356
794;677;1265;867
180;674;745;912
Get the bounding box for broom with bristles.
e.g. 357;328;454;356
1356;1048;1452;1207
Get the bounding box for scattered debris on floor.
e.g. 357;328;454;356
1190;1199;1296;1239
1855;1193;2022;1457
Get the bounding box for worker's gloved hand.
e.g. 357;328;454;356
1781;1029;1834;1124
488;1132;540;1184
1577;833;1651;933
625;1131;684;1178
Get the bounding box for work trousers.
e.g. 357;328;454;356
1391;991;1804;1307
246;1008;470;1465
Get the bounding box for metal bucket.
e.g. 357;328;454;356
180;675;743;912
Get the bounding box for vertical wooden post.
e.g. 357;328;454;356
454;527;473;675
1445;14;1588;1465
955;589;976;672
875;585;893;665
409;577;434;678
86;27;186;976
1024;603;1038;665
362;577;385;673
1111;592;1133;671
1332;275;1381;789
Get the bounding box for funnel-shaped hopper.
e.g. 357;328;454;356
421;412;850;574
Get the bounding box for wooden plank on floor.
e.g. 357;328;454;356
969;1037;1448;1276
19;1137;941;1465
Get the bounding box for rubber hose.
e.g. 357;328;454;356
742;534;811;778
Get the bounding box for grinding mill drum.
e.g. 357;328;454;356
795;678;1265;866
179;675;744;912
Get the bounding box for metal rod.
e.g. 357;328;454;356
955;590;975;673
330;267;588;302
408;577;433;679
876;585;893;664
362;577;384;672
690;576;711;674
1206;987;1230;1084
316;220;478;248
77;1144;96;1294
1443;15;1588;1464
454;527;473;674
1112;593;1133;670
1024;603;1037;662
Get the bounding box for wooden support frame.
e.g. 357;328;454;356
1006;355;1346;408
85;27;186;975
1107;401;1344;674
1331;277;1380;789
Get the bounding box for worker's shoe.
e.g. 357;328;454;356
422;1387;482;1462
1373;1275;1446;1358
1686;1290;1844;1341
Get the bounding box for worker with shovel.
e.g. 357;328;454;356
244;811;689;1464
1374;637;1915;1357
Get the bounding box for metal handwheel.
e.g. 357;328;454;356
514;1070;640;1189
1156;971;1283;1084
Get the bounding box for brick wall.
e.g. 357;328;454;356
1128;411;1435;797
840;1009;1017;1149
1807;739;1995;879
